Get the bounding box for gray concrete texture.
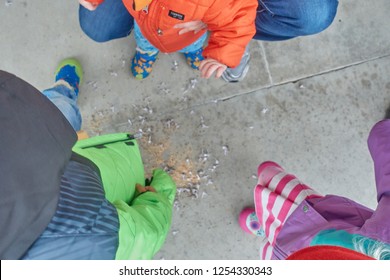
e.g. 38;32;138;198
1;0;390;259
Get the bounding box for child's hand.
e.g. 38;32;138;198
174;20;207;35
199;58;227;79
79;0;100;11
135;183;156;196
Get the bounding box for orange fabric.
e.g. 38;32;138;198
85;0;104;4
123;0;258;67
76;130;89;140
133;0;152;11
286;246;375;260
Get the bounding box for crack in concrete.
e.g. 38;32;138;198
207;53;390;104
260;41;274;86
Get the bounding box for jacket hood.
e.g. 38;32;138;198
0;71;77;259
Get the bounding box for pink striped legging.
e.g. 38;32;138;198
254;161;323;259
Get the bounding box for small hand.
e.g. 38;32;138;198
174;20;207;35
135;183;156;195
199;58;227;79
79;0;100;11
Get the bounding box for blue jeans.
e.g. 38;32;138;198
79;0;133;42
255;0;339;41
42;85;82;131
133;22;207;53
79;0;338;42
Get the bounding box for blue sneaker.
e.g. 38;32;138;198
55;58;83;95
183;47;204;70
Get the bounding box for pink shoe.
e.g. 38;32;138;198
239;207;265;236
257;161;284;186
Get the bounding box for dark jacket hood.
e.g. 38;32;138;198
0;71;77;259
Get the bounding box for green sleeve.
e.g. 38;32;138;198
114;169;176;260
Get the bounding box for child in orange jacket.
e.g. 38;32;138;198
85;0;258;80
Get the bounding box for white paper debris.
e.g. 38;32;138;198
158;82;171;94
173;199;181;211
222;145;229;156
165;119;176;128
209;159;220;172
171;60;178;71
200;115;208;128
143;105;153;114
191;188;199;198
87;81;98;91
198;149;210;162
183;78;198;94
133;130;143;139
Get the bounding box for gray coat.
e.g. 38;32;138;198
0;70;77;259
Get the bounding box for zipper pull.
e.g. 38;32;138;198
142;5;149;14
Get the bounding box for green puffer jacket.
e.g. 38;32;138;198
73;133;176;260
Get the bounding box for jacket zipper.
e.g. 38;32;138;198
156;3;166;35
142;5;149;14
138;1;168;51
80;134;135;149
138;4;149;24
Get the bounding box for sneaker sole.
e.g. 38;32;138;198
221;63;250;83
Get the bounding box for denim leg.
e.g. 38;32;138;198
178;32;208;53
79;0;134;42
42;85;82;131
254;0;339;41
133;23;159;53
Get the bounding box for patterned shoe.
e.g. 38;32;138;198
239;207;265;237
183;47;204;70
55;58;83;95
131;48;159;80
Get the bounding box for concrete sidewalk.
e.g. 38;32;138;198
1;0;390;259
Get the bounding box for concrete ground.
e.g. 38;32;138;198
1;1;390;259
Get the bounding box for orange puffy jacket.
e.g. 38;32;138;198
122;0;258;68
